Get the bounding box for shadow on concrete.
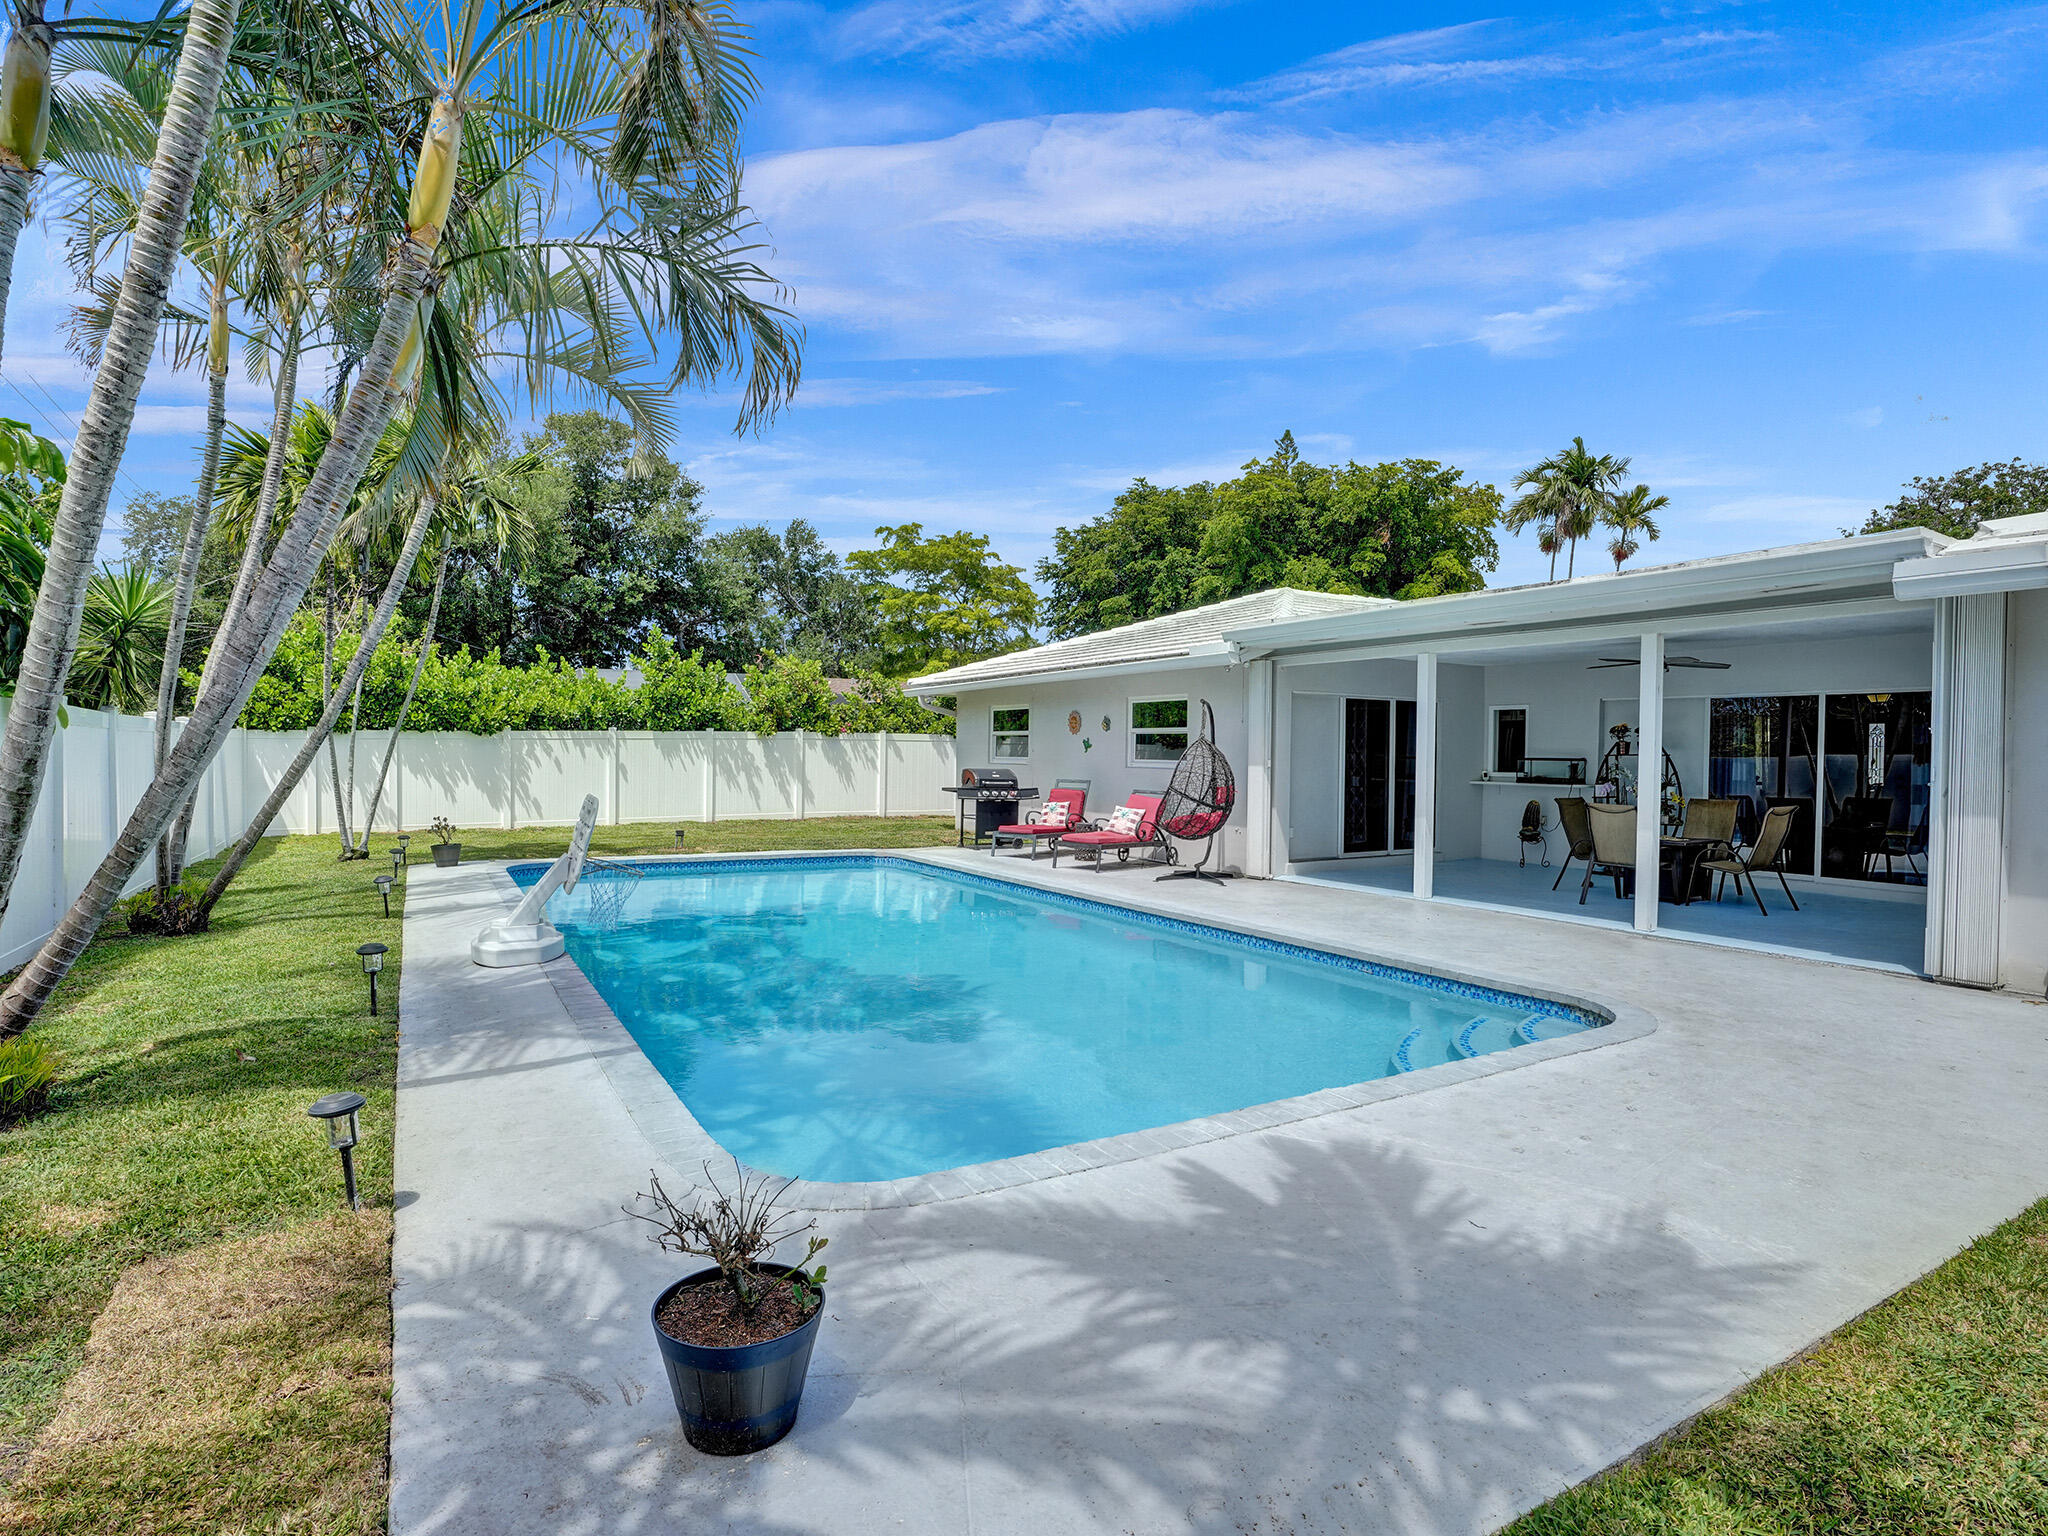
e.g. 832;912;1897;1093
392;1133;1797;1535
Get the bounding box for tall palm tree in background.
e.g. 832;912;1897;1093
0;0;247;944
0;0;802;1035
1506;437;1629;581
1605;483;1669;572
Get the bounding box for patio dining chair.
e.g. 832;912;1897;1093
1682;797;1740;860
1703;803;1801;915
1579;804;1637;905
1552;796;1594;891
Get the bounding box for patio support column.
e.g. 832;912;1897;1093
1413;652;1438;900
1925;593;2006;985
1245;658;1274;877
1634;630;1664;934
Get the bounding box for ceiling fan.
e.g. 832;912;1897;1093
1587;655;1731;671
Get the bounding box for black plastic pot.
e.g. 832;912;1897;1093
650;1265;824;1455
431;844;461;868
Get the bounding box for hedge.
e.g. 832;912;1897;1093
221;619;954;736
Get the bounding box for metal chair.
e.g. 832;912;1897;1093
1579;804;1637;905
1704;803;1801;914
1552;796;1593;891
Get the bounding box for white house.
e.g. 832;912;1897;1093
907;517;2048;993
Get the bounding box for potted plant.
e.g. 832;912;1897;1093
627;1165;829;1456
429;817;461;867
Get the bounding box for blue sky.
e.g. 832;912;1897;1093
8;0;2047;594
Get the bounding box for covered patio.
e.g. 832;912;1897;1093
1231;537;1981;980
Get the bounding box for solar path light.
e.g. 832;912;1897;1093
374;874;394;918
389;846;406;877
357;941;388;1015
307;1091;366;1210
673;827;686;851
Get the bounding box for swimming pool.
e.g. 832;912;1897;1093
512;856;1603;1183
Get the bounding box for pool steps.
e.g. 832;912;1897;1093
1393;1012;1593;1075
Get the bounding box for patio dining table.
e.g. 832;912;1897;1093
1608;836;1721;905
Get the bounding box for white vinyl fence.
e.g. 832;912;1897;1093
0;702;956;971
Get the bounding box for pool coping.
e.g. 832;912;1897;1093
481;850;1659;1211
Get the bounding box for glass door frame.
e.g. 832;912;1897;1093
1340;696;1418;858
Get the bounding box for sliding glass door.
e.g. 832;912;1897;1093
1342;698;1417;855
1708;690;1931;885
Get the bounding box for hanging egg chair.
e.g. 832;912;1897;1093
1156;699;1238;883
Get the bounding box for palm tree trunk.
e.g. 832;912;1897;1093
167;322;299;879
322;569;350;852
0;5;53;368
0;237;432;1038
342;665;367;855
198;486;437;919
358;540;447;842
0;0;241;939
153;342;228;890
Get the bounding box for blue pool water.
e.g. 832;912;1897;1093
513;857;1600;1182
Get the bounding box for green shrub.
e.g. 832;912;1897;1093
224;617;956;737
0;1032;57;1125
121;878;210;936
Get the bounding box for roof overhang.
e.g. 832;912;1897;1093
1893;534;2048;600
1224;531;1945;661
908;643;1241;697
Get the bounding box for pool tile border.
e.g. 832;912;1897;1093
484;850;1657;1211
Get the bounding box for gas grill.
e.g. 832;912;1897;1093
940;767;1041;848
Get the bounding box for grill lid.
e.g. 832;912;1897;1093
961;767;1018;788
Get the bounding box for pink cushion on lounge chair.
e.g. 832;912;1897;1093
1057;829;1135;846
994;822;1066;837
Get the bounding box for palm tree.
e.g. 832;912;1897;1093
349;443;537;855
0;1;801;1035
1505;437;1628;581
68;565;169;712
1605;484;1669;572
0;0;245;941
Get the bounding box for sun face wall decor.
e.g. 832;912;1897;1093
1067;711;1081;734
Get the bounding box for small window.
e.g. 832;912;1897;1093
992;707;1029;760
1492;707;1527;775
1129;697;1189;766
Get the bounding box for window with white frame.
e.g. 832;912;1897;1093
991;707;1030;760
1128;697;1189;767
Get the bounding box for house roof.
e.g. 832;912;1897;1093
905;589;1394;694
902;527;2007;696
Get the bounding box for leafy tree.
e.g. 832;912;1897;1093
701;519;879;670
1036;433;1500;639
0;417;65;688
847;523;1037;677
1853;460;2048;540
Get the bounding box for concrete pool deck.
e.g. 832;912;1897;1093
391;846;2048;1536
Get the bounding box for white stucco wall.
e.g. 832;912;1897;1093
2001;589;2048;994
954;663;1253;872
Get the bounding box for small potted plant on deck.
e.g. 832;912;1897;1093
628;1165;829;1456
429;817;462;867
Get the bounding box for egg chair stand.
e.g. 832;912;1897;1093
1155;700;1238;884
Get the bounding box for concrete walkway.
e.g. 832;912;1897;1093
391;847;2048;1536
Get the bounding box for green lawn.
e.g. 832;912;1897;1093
1505;1197;2048;1536
0;814;949;1534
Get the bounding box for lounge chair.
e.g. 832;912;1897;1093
1551;796;1594;891
1579;803;1637;905
991;782;1088;859
1704;803;1801;914
1053;792;1171;872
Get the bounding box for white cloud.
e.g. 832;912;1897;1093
1844;405;1885;429
791;377;1004;407
834;0;1220;62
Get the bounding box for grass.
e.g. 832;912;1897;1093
1504;1197;2048;1535
0;814;949;1534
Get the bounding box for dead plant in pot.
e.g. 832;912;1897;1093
627;1163;829;1455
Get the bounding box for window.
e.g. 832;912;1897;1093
1820;692;1930;885
1491;707;1527;775
991;707;1029;761
1129;697;1189;766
